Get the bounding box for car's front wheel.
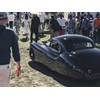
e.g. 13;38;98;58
29;47;35;62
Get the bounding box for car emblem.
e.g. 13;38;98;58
88;69;91;74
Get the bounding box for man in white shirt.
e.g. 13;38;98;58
57;14;67;28
57;14;67;35
8;12;15;29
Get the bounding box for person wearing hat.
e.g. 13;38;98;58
0;12;21;86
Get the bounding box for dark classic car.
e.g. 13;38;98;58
29;34;100;80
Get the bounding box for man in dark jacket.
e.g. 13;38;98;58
0;12;21;86
30;14;40;43
50;15;62;39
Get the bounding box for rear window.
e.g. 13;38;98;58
71;42;93;50
65;41;94;51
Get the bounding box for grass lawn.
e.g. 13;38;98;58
10;27;63;87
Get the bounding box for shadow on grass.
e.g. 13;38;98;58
20;38;29;42
28;61;100;87
39;31;51;38
39;34;46;38
43;31;51;34
41;39;51;44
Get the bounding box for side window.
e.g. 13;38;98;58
50;41;62;53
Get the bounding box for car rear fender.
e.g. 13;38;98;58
60;52;82;69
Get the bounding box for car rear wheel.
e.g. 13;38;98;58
29;47;35;62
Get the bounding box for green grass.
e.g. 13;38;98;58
10;28;63;87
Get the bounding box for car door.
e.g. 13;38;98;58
44;40;68;75
48;40;62;60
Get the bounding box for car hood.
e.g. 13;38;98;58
71;48;100;74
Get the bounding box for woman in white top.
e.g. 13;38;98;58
22;14;29;40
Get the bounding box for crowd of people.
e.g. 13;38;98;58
49;12;100;45
5;12;100;45
6;12;51;42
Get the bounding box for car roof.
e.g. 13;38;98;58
53;34;95;51
53;34;94;43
